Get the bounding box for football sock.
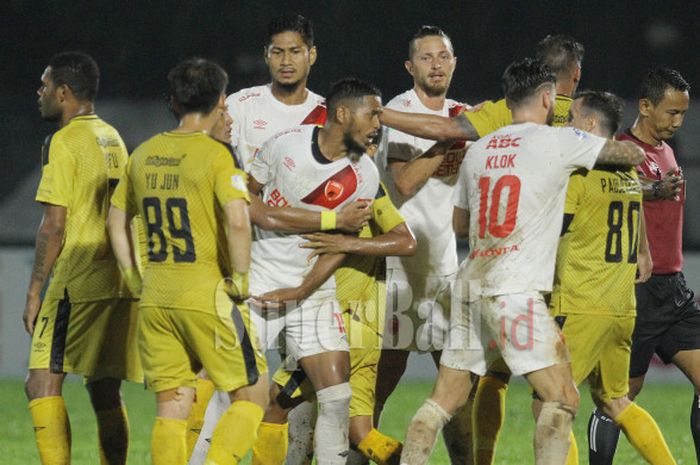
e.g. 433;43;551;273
286;400;316;465
473;375;508;465
614;403;676;465
691;394;700;463
95;405;129;465
29;396;71;465
252;421;288;465
534;401;574;465
588;409;620;465
400;399;452;465
205;400;264;465
566;432;579;465
151;417;187;465
314;383;352;465
186;378;216;457
357;428;402;465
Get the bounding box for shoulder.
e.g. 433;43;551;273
385;90;414;110
307;89;325;106
227;85;267;107
356;155;380;180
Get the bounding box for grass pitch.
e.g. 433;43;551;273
1;378;694;464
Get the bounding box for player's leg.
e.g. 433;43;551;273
251;379;298;465
25;369;70;465
671;348;700;463
285;400;316;465
188;391;231;465
373;349;410;427
472;361;511;465
186;370;216;457
86;376;129;465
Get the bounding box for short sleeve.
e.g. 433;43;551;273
555;127;606;172
248;136;276;186
371;183;405;233
564;170;586;216
35;135;75;207
464;99;512;138
111;156;137;216
213;150;250;206
452;157;470;211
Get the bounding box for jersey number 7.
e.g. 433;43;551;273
478;175;521;238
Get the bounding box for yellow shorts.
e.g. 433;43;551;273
138;289;267;393
29;290;142;383
562;314;634;403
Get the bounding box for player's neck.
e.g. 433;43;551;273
270;81;308;105
413;86;446;111
555;80;575;99
317;126;349;161
511;108;546;125
173;112;218;135
631;119;662;147
60;101;95;127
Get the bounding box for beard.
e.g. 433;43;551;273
417;75;451;97
343;132;366;161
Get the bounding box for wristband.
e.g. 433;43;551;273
321;210;337;231
228;271;249;300
121;266;143;297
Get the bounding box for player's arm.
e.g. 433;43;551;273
638;169;683;201
390;140;455;197
595;140;645;166
636;209;653;283
380;108;479;142
23;204;66;335
106;205;142;296
223;198;252;300
452;206;470;238
300;223;416;258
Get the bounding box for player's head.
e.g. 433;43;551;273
326;78;382;159
405;25;456;97
265;14;317;91
210;104;233;143
535;35;584;96
502;58;556;124
38;51;99;121
638;68;690;141
167;57;228;118
569;90;624;139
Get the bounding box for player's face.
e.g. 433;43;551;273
344;95;382;157
210;105;233;143
642;88;690;141
568;99;606;138
265;31;317;89
37;67;61;121
406;35;456;97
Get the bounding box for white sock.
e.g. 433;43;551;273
535;401;575;465
400;399;452;465
286;400;317;465
188;391;230;465
314;383;352;465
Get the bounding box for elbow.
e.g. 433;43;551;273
402;236;417;256
395;179;416;198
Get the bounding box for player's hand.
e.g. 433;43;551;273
636;249;653;283
337;200;371;233
658;168;683;200
250;287;306;312
23;293;42;335
300;232;348;260
225;272;250;302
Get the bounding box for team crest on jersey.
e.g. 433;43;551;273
324;180;344;201
301;165;357;209
253;119;268;130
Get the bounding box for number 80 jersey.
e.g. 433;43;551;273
111;132;249;313
453;123;605;297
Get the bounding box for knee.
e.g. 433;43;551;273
538;382;579;414
25;370;62;401
599;396;631;419
627;377;644;401
86;377;122;411
317;383;352;415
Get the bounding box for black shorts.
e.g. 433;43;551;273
630;272;700;377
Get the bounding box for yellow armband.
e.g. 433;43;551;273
321;210;337;231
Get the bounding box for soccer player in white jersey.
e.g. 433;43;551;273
397;59;645;465
374;25;472;464
226;14;326;171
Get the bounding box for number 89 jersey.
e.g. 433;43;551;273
453;123;605;297
551;167;641;316
111;132;249;313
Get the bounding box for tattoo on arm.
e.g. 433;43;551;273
31;232;50;285
596;140;645;166
456;113;480;141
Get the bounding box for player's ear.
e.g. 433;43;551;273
639;98;653;117
585;116;596;133
309;46;317;66
56;84;69;104
404;60;414;76
263;45;270;64
335;105;349;124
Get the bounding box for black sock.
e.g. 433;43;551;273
588;408;621;465
691;394;700;463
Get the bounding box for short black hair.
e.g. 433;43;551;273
408;25;453;59
326;77;382;115
48;51;100;102
535;35;584;78
576;90;624;137
268;14;314;48
502;58;556;108
167;58;228;116
639;68;690;105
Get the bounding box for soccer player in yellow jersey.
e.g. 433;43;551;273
23;51;142;465
108;57;268;465
535;90;675;465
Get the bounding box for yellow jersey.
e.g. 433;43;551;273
36;114;130;302
551;167;642;316
465;94;573;137
111;132;249;313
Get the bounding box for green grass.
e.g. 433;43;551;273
2;377;694;464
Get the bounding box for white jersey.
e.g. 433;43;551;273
226;84;326;171
378;89;469;277
249;125;380;296
453;123;605;296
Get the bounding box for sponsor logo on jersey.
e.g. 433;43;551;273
283;156;296;171
301;165;358;209
572;128;588;140
267;188;289;207
253;119;268;130
238;92;261;102
145;154;186;167
486;136;521;149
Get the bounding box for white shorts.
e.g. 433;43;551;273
440;289;568;376
383;269;454;352
249;293;348;369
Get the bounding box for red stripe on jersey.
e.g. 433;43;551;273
448;104;467;149
301;105;328;125
301;165;357;209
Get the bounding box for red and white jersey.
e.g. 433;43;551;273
249;125;380;295
453;123;605;296
377;89;470;277
226;84;326;171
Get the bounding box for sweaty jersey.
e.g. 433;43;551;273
36;115;130;302
378;89;469;277
111;132;249;313
226;84;326;171
453;123;605;296
551;167;642;316
465;95;573;137
249;125;380;296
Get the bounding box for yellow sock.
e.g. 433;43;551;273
566;431;579;465
615;403;676;465
205;400;264;465
357;428;403;465
252;421;288;465
29;396;71;465
473;376;508;465
96;405;129;465
151;417;188;465
187;378;216;457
